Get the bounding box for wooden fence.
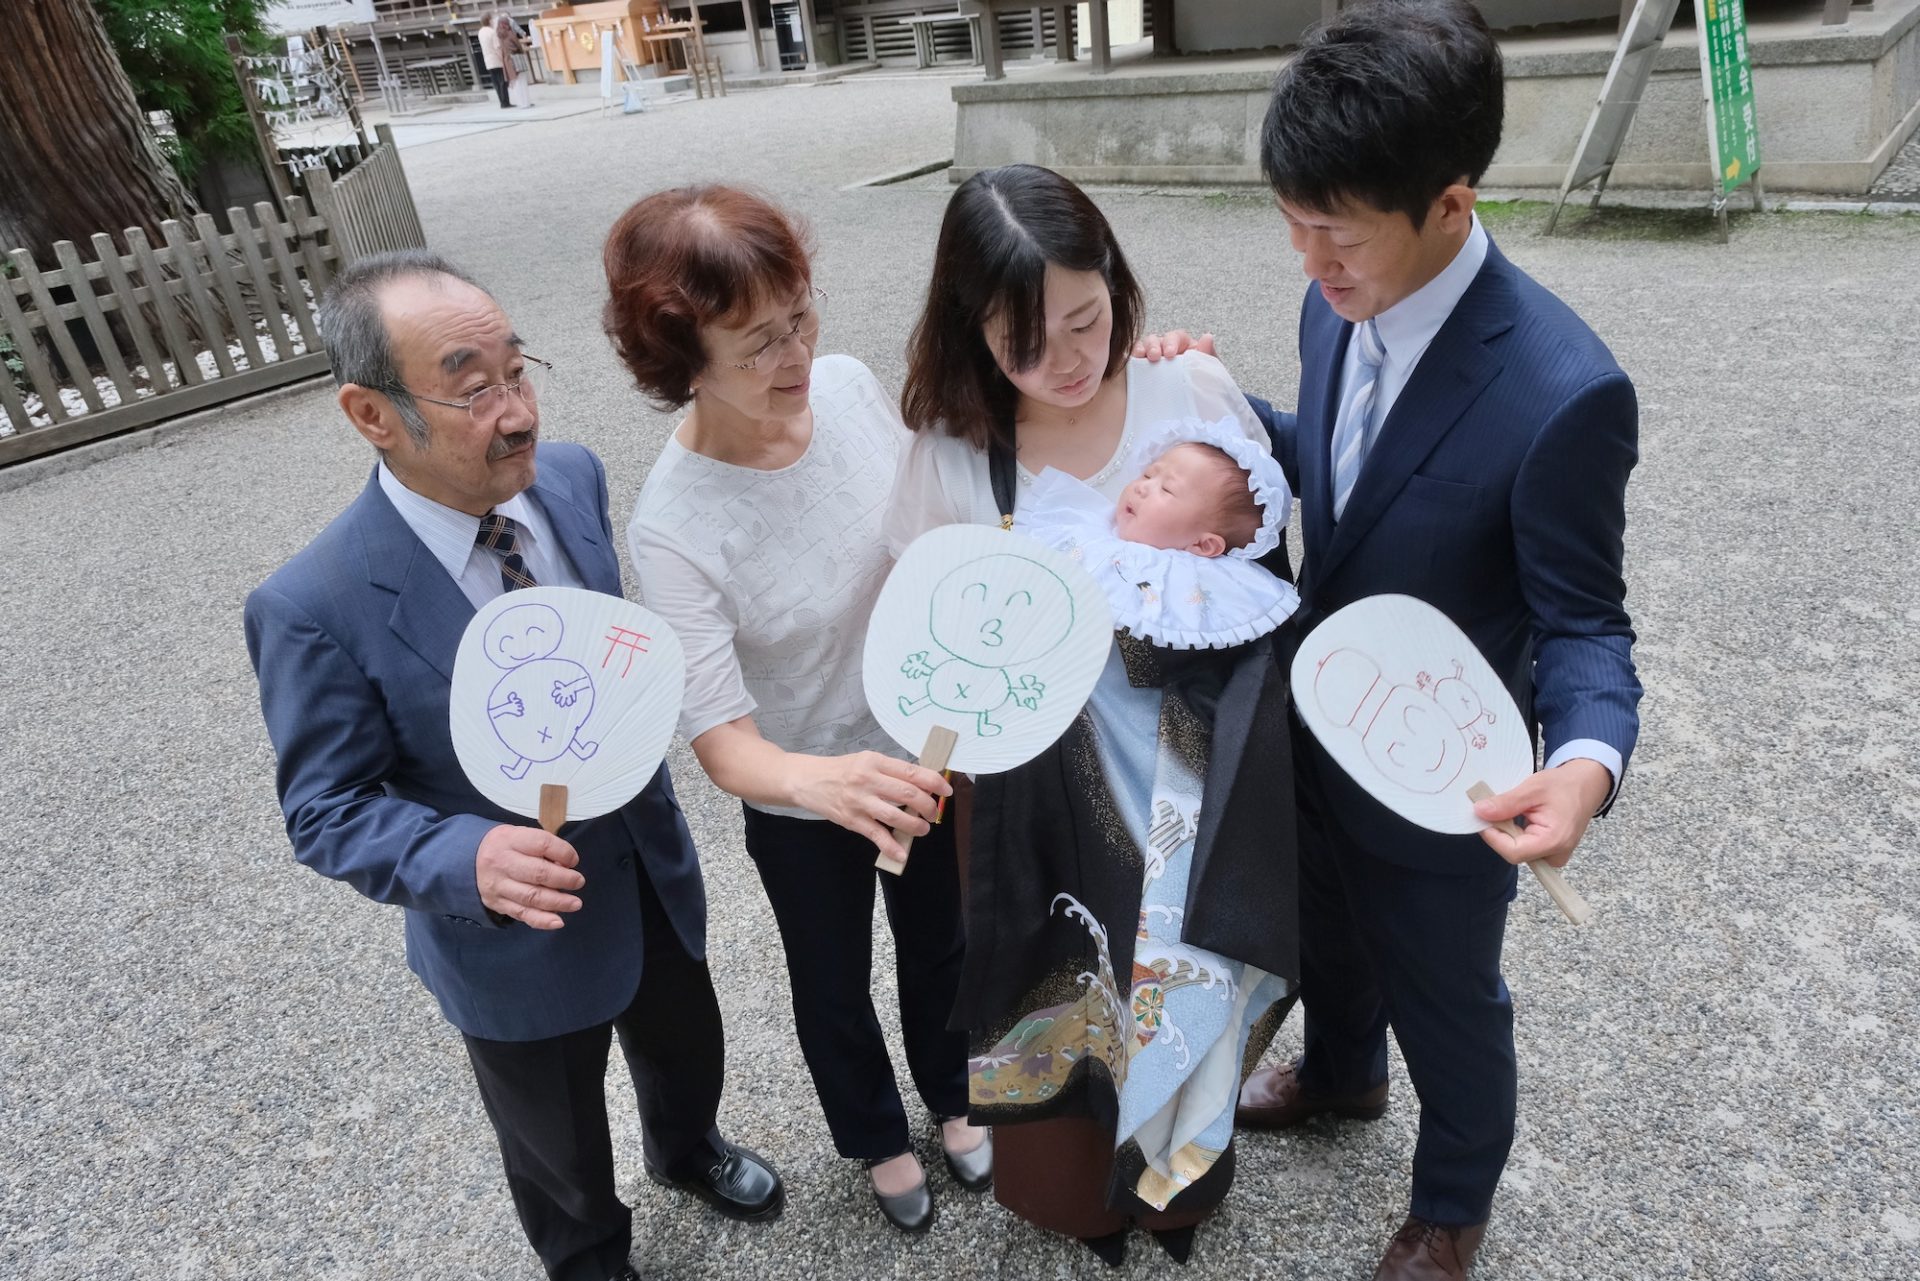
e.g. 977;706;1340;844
0;124;424;466
304;129;428;265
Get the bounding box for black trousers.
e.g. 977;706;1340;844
462;873;726;1281
743;804;969;1160
1293;748;1519;1227
487;66;511;108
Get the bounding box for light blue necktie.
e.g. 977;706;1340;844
1330;319;1386;521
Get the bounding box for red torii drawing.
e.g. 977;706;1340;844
601;626;652;677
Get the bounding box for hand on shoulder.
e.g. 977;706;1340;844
1132;330;1217;363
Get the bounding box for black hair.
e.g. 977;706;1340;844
318;249;486;446
901;164;1144;448
1260;0;1504;228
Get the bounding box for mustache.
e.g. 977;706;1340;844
488;429;536;460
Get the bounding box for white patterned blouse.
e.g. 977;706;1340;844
627;354;907;819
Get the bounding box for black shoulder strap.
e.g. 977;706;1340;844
988;437;1017;527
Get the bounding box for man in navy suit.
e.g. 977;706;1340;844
1158;4;1641;1277
244;250;782;1281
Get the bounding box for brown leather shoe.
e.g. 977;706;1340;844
1372;1217;1488;1280
1235;1057;1389;1129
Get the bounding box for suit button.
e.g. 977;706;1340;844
618;855;633;869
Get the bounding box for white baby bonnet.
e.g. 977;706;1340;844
1015;418;1300;650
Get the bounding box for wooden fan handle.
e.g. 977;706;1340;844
1528;861;1592;928
539;783;568;835
877;725;960;876
1465;781;1591;927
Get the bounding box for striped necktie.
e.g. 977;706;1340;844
476;512;538;593
1330;318;1387;521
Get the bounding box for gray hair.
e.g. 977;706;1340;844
316;249;488;449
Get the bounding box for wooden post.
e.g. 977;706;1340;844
88;231;171;390
876;725;960;876
318;24;374;151
227;33;298;220
540;783;569;834
1466;782;1592;927
160;220;236;379
333;24;367;100
11;248;106;414
0;249;79;420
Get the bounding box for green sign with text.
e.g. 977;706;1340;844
1699;0;1762;196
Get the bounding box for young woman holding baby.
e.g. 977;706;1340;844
886;163;1304;1266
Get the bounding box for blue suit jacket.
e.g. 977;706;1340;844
1265;239;1642;875
244;442;707;1040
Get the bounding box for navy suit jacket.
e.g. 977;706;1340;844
1265;239;1642;875
244;442;707;1040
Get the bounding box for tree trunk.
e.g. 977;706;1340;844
0;0;198;255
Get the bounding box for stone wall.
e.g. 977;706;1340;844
950;0;1920;194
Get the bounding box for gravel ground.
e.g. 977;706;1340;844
3;75;1918;1281
1869;126;1920;203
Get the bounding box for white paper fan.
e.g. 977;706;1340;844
1290;593;1593;926
1290;593;1532;835
450;587;685;822
864;524;1113;775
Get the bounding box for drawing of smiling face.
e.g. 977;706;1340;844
485;603;565;668
930;554;1075;667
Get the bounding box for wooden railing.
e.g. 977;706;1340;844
1;126;426;466
304;126;429;264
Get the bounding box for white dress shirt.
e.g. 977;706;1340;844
378;462;582;608
1334;214;1621;797
1335;214;1489;449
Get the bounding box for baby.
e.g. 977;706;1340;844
1114;440;1265;560
990;418;1300;1217
1015;418;1295;650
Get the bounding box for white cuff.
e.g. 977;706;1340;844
1545;738;1623;813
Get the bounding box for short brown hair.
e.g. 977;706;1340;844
901;165;1143;450
602;185;813;409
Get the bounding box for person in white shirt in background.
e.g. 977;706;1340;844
477;11;528;109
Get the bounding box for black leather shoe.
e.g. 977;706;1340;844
866;1153;935;1233
937;1117;993;1192
646;1142;784;1222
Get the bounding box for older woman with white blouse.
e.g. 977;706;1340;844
604;185;988;1235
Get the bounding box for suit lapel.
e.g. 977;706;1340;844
357;449;618;683
526;460;618;596
356;474;475;684
1315;250;1517;585
1296;302;1349;596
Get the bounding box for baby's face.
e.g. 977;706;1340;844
1114;444;1230;556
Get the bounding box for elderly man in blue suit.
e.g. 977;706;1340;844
1154;4;1641;1277
244;250;783;1281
